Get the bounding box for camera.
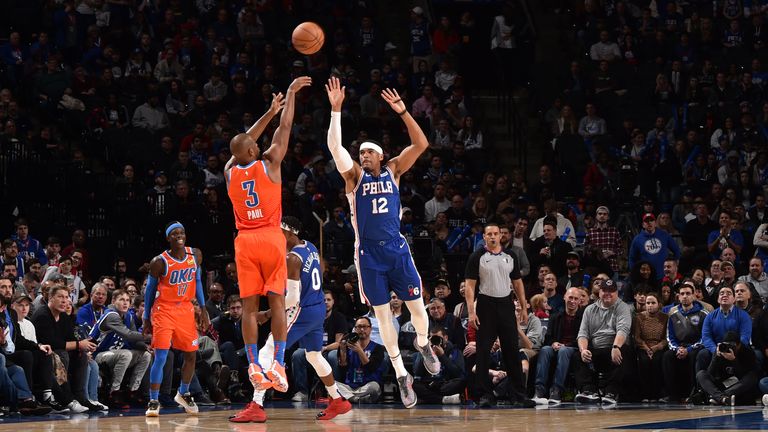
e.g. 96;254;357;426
344;332;360;344
429;335;443;347
718;342;735;353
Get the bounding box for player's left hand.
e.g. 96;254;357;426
269;92;285;115
381;88;406;113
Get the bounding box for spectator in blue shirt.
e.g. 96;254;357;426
337;316;387;403
11;219;46;265
696;285;752;373
628;213;682;280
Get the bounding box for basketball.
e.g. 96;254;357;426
292;22;325;55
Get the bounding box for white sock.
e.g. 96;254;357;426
326;384;340;399
254;389;266;405
390;352;408;378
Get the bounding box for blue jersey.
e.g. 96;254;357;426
347;166;402;242
89;308;137;355
289;240;324;308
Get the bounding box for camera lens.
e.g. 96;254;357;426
429;335;442;346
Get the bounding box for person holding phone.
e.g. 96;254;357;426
695;331;760;405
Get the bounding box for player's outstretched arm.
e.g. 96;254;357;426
264;76;312;167
382;88;429;177
245;92;284;143
325;76;359;186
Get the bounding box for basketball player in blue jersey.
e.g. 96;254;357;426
231;216;352;423
325;77;440;408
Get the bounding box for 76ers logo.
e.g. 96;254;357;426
408;284;421;297
643;238;662;255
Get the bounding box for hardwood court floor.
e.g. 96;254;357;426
0;403;766;431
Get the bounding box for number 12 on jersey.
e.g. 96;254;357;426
371;197;388;214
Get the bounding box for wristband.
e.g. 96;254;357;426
397;107;407;116
612;345;621;349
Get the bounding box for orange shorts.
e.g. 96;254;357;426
235;228;287;298
150;301;198;352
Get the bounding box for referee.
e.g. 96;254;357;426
465;222;535;408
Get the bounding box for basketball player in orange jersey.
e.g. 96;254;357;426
143;221;208;417
225;76;312;422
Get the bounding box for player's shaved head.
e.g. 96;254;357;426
230;133;258;164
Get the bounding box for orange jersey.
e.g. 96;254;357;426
157;247;198;303
227;160;282;231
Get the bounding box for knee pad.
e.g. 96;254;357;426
306;350;332;377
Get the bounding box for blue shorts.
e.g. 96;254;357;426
286;302;325;352
355;236;422;307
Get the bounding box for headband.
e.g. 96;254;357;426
359;141;383;155
165;222;185;237
280;221;300;235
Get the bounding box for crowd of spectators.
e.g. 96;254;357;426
9;0;768;414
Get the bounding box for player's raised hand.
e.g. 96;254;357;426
288;76;312;93
269;92;285;115
381;88;406;114
325;76;346;111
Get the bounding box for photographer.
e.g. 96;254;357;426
695;331;760;405
337;317;387;403
411;327;466;404
697;285;752;373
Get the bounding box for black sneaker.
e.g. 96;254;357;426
533;385;548;405
478;395;496;408
217;365;231;394
18;399;52;416
145;399;160;417
40;397;70;414
549;387;563;405
601;393;618;405
512;398;536;408
575;391;601;404
192;393;215;407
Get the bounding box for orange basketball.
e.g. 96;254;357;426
292;22;325;55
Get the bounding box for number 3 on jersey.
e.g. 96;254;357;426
371;197;388;214
241;180;260;208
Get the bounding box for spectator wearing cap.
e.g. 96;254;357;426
433;279;454;310
720;260;738;288
663;281;708;403
529;199;577;247
707;210;744;260
558;251;585;290
424;182;450;223
531;219;573;278
629;213;682;281
409;6;432;73
696;285;752;373
295;155;333;198
574;279;632;404
585;206;621;275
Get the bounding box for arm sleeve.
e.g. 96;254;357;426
144;275;158;321
286;279;301;309
196;266;205;307
328;112;354;173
